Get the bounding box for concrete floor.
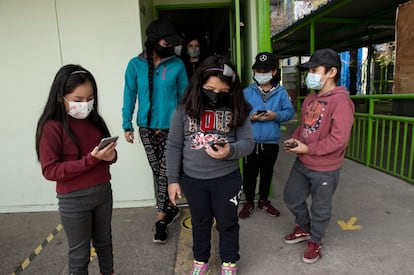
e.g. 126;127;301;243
2;120;414;274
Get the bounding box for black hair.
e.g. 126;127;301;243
180;35;208;79
270;69;282;86
144;38;158;125
35;64;111;160
181;55;251;129
180;35;208;61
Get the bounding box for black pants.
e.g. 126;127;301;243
181;170;242;263
243;143;279;202
58;183;113;275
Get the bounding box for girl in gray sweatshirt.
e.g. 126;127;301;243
166;55;254;275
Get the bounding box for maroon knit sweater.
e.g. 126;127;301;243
39;117;115;194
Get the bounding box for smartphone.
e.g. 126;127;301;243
256;110;267;115
283;141;298;148
210;142;227;151
98;136;119;150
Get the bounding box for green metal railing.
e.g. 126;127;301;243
297;94;414;183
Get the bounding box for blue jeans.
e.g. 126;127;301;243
181;170;242;263
58;183;113;275
284;159;339;243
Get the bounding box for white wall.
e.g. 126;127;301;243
0;0;156;212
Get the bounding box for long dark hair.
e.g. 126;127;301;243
181;55;251;129
144;38;157;125
180;35;207;62
35;64;110;160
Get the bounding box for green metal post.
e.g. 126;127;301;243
257;0;271;52
366;97;374;166
310;20;315;54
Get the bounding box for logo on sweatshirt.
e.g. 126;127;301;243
303;100;327;137
187;109;231;150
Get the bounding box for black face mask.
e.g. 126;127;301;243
201;88;230;108
154;44;175;58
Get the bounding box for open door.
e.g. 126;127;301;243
155;1;248;79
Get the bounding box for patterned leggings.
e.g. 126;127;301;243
139;128;170;213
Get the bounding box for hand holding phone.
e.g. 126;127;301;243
283;140;298;148
256;110;267;115
98;136;119;150
211;142;227;151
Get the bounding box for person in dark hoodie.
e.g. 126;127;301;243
180;35;207;79
239;52;294;219
122;20;188;244
282;48;354;264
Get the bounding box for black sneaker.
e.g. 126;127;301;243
164;206;181;226
153;220;167;244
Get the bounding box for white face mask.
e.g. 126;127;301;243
174;45;182;56
187;47;200;58
254;72;273;85
305;72;325;90
65;98;94;119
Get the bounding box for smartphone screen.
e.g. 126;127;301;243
210;142;227;151
98;136;119;150
283;141;298;148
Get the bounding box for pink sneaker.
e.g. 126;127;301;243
190;260;210;275
221;262;237;275
283;225;311;244
303;241;322;264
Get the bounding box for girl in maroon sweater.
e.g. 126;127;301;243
35;65;117;275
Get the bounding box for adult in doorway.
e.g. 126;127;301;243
122;19;188;243
180;34;206;79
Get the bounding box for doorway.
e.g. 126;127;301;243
158;8;231;57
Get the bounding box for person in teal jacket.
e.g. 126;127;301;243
239;52;294;219
122;20;188;244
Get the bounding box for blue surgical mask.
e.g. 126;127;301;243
254;72;273;85
305;72;325;90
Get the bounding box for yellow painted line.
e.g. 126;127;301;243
21;258;30;270
175;209;195;274
181;215;216;231
46;233;54;242
90;246;97;262
12;223;63;274
181;215;192;230
34;245;43;255
174;209;219;275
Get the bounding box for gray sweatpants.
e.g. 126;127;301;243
284;159;340;243
57;183;113;275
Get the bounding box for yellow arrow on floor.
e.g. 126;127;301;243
337;217;362;230
90;247;97;262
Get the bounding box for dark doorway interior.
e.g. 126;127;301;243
159;8;230;56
